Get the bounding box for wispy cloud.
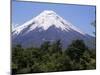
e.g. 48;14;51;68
12;23;19;31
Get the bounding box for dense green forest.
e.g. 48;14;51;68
12;40;96;74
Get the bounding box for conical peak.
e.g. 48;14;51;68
13;10;86;35
40;10;57;15
32;10;71;31
35;10;58;19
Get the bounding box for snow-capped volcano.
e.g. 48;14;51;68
13;10;85;35
12;10;94;49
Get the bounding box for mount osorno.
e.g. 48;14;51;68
12;10;95;49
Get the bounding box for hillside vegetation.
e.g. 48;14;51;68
12;39;96;74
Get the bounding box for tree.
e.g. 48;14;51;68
49;40;62;53
40;41;50;53
66;40;88;62
12;44;25;74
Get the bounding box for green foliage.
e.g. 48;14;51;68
66;40;88;61
12;40;96;74
66;40;96;70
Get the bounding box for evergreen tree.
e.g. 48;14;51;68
50;40;62;53
40;41;50;53
66;40;88;62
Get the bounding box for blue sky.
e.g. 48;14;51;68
12;1;96;36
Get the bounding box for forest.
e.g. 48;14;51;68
12;39;96;74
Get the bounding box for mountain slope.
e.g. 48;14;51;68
12;10;95;49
